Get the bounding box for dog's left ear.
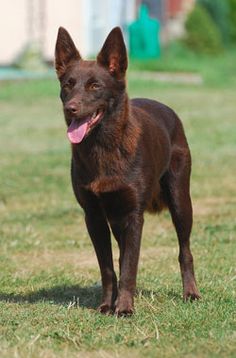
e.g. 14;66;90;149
97;27;128;79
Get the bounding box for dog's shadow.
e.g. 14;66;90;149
0;284;102;310
0;284;182;310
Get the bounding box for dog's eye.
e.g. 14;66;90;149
68;78;76;88
89;82;100;90
63;78;75;90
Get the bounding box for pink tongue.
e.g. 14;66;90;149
67;119;88;144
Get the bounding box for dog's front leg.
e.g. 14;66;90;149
85;210;118;314
113;212;144;315
74;185;118;314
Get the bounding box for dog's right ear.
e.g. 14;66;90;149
55;27;81;78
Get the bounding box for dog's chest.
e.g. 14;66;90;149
80;164;137;220
82;146;127;190
86;175;123;195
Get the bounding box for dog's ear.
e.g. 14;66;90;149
55;27;81;78
97;27;128;79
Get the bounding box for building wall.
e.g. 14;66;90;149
0;0;135;66
0;0;28;65
43;0;91;60
0;0;194;66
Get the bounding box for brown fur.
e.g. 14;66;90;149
55;27;200;315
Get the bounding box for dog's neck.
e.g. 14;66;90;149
71;91;141;182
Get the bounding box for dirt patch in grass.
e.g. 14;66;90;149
193;197;236;217
11;245;176;277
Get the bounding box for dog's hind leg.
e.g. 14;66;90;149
110;223;123;277
162;148;201;301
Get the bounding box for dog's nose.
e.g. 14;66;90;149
65;102;78;115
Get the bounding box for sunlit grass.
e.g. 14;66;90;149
0;78;235;357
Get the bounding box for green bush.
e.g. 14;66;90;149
227;0;236;43
198;0;230;43
184;4;223;54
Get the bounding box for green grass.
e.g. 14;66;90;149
129;43;236;87
0;73;236;357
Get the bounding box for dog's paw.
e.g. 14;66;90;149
114;297;134;316
183;280;201;302
183;289;201;302
97;302;113;315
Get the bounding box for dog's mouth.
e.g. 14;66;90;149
67;108;104;144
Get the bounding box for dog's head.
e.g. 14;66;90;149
55;27;128;144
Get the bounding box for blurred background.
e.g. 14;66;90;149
0;0;235;80
1;0;194;65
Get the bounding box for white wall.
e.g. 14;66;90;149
43;0;91;61
0;0;136;66
0;0;28;65
44;0;136;60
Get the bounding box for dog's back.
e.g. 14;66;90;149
131;98;180;140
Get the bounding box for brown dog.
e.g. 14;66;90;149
55;27;200;315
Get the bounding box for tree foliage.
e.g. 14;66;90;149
184;4;223;55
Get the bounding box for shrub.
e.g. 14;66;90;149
227;0;236;43
184;4;223;54
198;0;230;44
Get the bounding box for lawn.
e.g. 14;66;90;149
0;72;235;357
